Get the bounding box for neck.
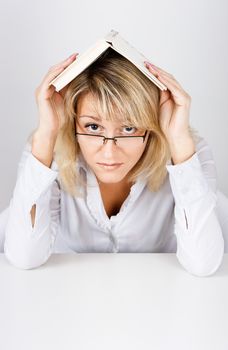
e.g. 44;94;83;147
97;177;134;191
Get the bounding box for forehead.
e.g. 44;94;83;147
76;92;97;114
76;92;127;124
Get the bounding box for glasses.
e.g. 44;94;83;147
74;119;148;148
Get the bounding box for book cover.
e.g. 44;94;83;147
49;29;167;92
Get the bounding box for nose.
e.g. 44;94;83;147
101;137;118;158
103;137;117;146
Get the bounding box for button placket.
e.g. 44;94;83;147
109;230;119;252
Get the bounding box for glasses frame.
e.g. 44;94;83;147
74;118;148;146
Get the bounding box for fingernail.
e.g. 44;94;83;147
144;61;157;70
144;61;154;66
68;53;78;59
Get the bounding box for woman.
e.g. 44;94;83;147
1;49;225;275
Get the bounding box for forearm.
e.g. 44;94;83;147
32;129;57;168
166;147;224;277
173;191;224;277
168;135;196;165
4;189;56;270
30;129;57;226
4;143;59;269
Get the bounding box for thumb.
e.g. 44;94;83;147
159;90;170;107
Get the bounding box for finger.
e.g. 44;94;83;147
40;65;67;88
50;53;79;71
153;68;184;92
144;61;172;77
42;53;79;88
158;75;190;105
155;73;181;95
146;64;182;90
145;62;178;87
157;73;184;91
145;63;160;79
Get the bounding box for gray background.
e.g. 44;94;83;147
0;0;228;212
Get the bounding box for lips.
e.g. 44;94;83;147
97;162;123;170
97;162;123;166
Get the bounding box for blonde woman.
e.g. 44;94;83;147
0;49;226;275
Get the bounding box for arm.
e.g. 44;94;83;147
4;53;80;269
29;129;57;227
4;133;60;270
143;61;224;276
166;136;224;277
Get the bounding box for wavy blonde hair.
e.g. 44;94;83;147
29;49;199;197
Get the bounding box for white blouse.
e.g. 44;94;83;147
3;135;224;276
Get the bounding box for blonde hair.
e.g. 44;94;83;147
29;49;199;196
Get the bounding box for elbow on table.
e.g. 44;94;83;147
177;245;224;277
4;244;51;270
188;258;223;277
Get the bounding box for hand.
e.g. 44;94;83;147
144;61;192;143
144;61;195;164
35;53;79;136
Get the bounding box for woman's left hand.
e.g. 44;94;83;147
144;61;195;164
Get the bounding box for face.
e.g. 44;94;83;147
76;93;149;185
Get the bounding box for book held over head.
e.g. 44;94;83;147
49;29;168;92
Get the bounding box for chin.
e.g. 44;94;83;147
94;171;128;184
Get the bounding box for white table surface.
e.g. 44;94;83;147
1;253;228;350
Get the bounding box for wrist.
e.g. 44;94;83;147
34;128;58;143
32;129;57;168
168;136;195;165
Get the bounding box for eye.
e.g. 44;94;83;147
84;123;138;135
84;123;102;132
122;126;138;134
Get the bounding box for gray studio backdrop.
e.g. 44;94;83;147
0;0;228;212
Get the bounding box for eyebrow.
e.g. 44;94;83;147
78;115;101;121
78;115;133;127
78;115;127;125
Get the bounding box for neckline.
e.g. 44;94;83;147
83;160;146;227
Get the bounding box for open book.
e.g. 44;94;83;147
49;29;167;92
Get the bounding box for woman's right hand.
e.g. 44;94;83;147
35;53;79;136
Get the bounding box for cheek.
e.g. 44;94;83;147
77;142;93;158
127;146;146;163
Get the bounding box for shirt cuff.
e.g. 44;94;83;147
15;152;59;205
166;152;209;207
